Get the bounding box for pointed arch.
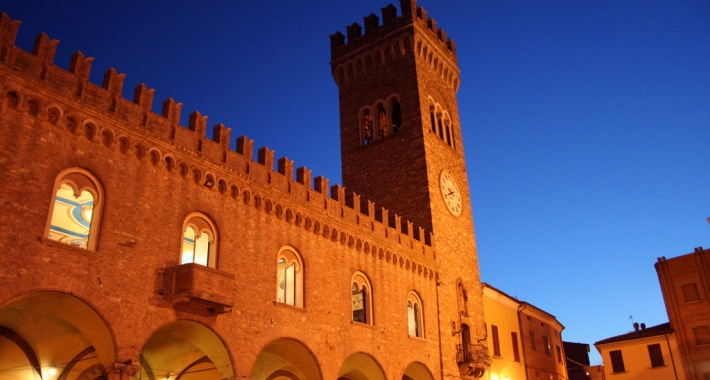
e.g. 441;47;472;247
277;246;305;308
45;167;104;251
359;105;374;146
351;272;374;325
407;291;425;338
181;212;218;268
456;278;468;316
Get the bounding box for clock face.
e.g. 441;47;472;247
439;170;462;217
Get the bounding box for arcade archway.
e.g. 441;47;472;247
137;320;234;380
337;352;386;380
0;291;115;380
250;338;322;380
402;362;435;380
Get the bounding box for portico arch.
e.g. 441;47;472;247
250;338;322;380
0;291;116;379
337;352;386;380
137;320;234;380
401;362;435;380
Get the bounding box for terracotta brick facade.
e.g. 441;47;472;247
519;308;567;380
0;1;487;379
656;247;710;380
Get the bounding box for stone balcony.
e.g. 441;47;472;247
161;263;235;314
456;343;491;378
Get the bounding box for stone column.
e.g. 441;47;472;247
106;360;140;380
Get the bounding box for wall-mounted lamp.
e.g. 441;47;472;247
48;364;57;376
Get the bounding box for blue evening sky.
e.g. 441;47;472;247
4;1;708;364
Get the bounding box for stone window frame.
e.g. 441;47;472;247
276;245;305;308
44;167;105;251
407;291;424;338
180;212;218;268
351;271;374;325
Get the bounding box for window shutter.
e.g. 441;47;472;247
647;344;665;367
512;332;520;362
610;350;625;373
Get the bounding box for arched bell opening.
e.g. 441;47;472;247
0;291;116;380
250;338;322;380
136;320;234;380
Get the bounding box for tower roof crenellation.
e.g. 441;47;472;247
330;0;457;62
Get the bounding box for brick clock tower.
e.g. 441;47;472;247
331;0;490;378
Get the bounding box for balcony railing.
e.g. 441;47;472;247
161;263;235;314
456;343;492;371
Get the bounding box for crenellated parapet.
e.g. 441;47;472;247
0;12;438;277
330;0;460;91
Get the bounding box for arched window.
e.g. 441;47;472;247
276;246;304;307
360;108;374;146
437;115;444;140
377;104;388;138
45;168;103;250
181;213;217;268
391;99;402;133
447;119;456;150
457;279;469;316
351;272;373;325
407;292;424;338
430;107;437;134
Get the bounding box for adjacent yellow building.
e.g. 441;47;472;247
483;283;567;380
595;322;686;380
483;284;528;380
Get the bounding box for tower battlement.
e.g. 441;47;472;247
329;0;457;62
0;12;438;272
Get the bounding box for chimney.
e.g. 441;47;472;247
641;323;646;330
633;322;639;331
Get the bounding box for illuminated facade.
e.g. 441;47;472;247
595;322;685;380
0;1;496;379
483;284;568;380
